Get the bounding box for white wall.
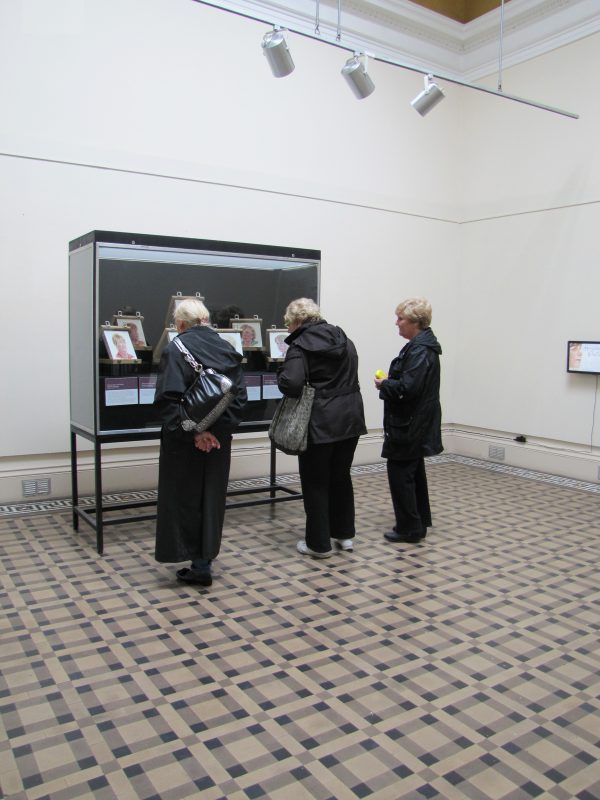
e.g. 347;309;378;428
449;32;600;480
0;0;598;502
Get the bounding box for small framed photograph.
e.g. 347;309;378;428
214;328;244;355
101;325;139;362
164;292;205;328
153;326;179;363
231;318;263;350
268;329;289;359
113;314;147;348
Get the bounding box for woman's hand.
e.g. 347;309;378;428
374;369;387;390
194;431;221;452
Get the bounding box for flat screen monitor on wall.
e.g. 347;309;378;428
567;341;600;375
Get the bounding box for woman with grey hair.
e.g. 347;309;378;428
277;298;367;558
374;297;442;544
154;298;247;586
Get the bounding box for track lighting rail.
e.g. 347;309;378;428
191;0;579;119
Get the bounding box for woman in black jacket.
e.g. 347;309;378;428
374;297;442;544
154;298;247;586
277;298;367;558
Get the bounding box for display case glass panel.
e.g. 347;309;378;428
69;231;320;437
69;243;96;433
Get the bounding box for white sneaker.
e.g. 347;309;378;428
296;540;332;558
333;538;354;551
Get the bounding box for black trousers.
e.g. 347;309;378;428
298;437;359;553
386;457;432;537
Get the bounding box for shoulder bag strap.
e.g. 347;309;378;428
173;336;203;374
298;348;311;386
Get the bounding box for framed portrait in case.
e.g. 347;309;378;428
153;326;178;363
214;328;244;355
101;325;140;362
113;314;147;348
267;329;289;359
231;318;263;350
164;292;205;328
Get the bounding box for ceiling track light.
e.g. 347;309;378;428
189;0;578;119
342;52;375;100
411;74;445;116
262;26;295;78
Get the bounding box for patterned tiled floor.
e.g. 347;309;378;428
1;460;599;799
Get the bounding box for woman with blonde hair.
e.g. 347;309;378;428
277;298;366;558
374;297;442;544
154;298;247;586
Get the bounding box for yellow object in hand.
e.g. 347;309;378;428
375;370;387;379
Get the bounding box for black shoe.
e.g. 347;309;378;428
176;567;213;586
384;530;425;543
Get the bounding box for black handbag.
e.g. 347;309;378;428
268;350;315;455
173;337;234;432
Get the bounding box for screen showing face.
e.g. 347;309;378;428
567;341;600;374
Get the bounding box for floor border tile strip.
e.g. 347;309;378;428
0;452;597;518
447;452;600;494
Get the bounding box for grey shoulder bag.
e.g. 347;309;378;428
268;349;315;455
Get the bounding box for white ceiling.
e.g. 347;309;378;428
210;0;600;81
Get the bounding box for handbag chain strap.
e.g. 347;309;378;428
173;336;204;374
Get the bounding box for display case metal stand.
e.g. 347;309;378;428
70;424;302;554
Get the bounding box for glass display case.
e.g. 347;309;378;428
69;230;320;436
68;230;320;552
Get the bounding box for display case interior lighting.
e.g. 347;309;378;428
262;26;295;77
411;74;445;116
97;244;316;271
341;52;375;99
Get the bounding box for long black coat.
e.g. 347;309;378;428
379;327;443;461
154;325;247;563
277;320;367;445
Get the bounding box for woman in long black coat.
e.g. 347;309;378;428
374;297;442;544
154;298;247;585
277;298;367;558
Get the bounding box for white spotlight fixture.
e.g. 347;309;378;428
262;26;295;78
341;52;375;100
411;73;445;116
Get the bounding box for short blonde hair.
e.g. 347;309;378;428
395;297;432;329
174;298;210;327
284;298;322;327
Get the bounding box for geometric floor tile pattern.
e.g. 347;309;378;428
1;461;599;799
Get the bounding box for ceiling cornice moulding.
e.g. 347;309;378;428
459;0;600;79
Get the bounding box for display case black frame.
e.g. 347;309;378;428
70;426;305;554
68;230;320;552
